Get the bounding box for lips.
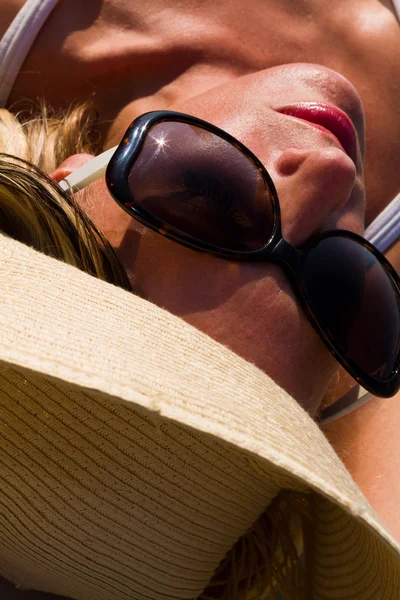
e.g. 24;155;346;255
276;102;358;164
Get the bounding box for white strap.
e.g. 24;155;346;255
0;0;60;107
393;0;400;21
365;193;400;253
58;146;118;193
319;387;373;425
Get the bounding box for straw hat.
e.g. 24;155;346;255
0;230;399;600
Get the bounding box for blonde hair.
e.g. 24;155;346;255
200;490;309;600
0;104;131;289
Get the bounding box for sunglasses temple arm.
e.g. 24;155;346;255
58;146;118;193
318;387;373;425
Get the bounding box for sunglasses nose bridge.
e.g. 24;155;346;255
269;237;302;278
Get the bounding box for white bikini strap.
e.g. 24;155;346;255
0;0;60;107
365;193;400;253
392;0;400;21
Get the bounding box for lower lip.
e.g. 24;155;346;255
277;103;358;163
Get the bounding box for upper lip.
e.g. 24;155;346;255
276;102;358;164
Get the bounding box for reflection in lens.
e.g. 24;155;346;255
127;121;275;251
302;236;400;381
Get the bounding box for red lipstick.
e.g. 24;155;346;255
277;102;358;163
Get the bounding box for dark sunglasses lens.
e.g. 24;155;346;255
302;235;400;382
127;121;275;251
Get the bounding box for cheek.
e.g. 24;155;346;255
131;231;337;413
130;231;252;312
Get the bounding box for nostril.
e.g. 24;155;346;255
274;149;308;176
308;147;357;213
274;147;360;247
275;147;356;212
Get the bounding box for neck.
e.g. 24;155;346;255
4;0;333;138
4;0;399;220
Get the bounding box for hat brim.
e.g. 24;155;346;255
1;232;399;599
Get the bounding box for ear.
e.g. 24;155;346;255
49;153;95;182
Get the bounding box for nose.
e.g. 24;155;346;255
170;64;365;246
270;145;362;247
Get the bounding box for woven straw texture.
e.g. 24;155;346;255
0;232;400;599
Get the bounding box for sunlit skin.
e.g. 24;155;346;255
2;0;400;539
2;0;399;220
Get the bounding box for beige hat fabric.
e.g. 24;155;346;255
0;230;400;600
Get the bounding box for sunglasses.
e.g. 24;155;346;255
60;110;400;422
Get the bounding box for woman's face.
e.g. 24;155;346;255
74;63;366;414
8;0;393;412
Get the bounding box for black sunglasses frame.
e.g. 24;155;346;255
106;110;400;398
